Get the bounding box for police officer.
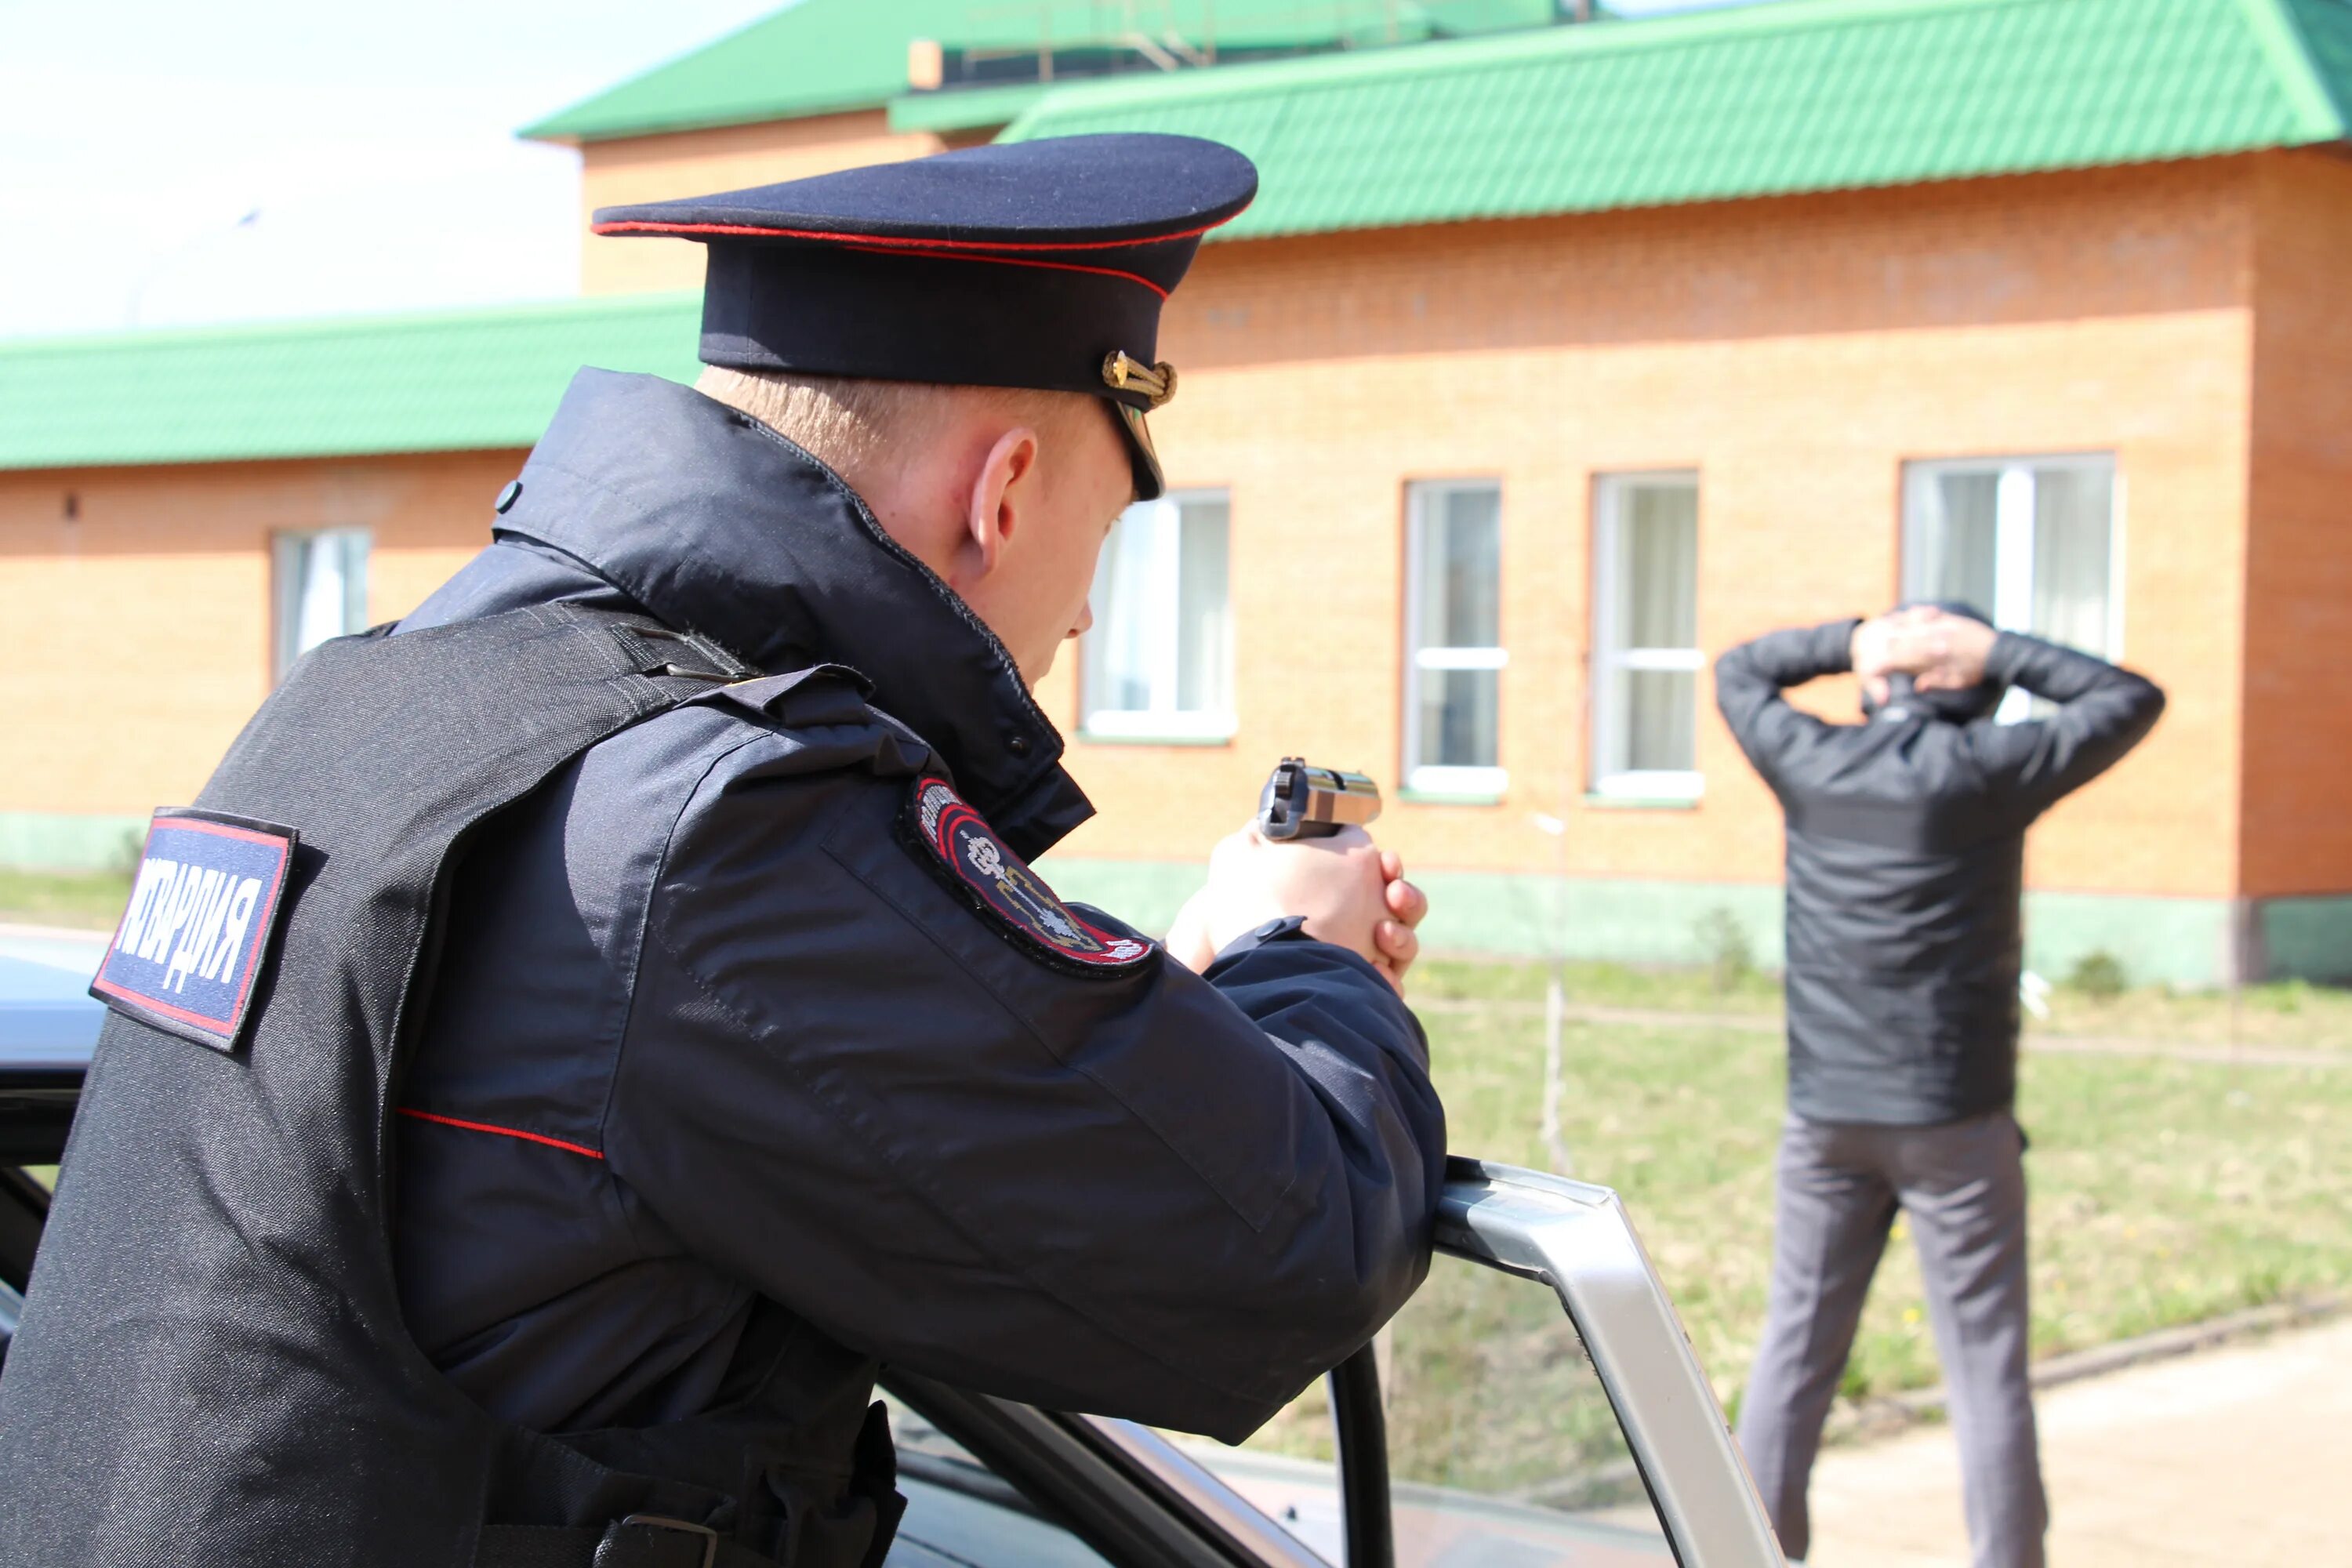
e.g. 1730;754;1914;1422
0;136;1446;1568
1716;603;2164;1568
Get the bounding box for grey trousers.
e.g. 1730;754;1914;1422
1737;1111;2048;1568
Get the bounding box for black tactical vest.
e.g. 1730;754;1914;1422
0;604;903;1568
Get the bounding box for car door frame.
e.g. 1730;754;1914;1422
893;1156;1783;1568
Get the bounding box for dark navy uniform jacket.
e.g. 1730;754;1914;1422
1716;619;2163;1126
390;368;1445;1446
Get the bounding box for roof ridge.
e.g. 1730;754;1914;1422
1006;0;2350;241
0;293;700;361
2256;0;2352;133
1006;0;2056;128
523;0;1569;146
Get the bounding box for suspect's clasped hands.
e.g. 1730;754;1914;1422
1851;604;2001;706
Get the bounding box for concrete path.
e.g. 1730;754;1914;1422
1802;1315;2352;1566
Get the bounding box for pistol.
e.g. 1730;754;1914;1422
1255;757;1382;841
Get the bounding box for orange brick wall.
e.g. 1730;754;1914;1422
1040;162;2258;898
575;113;947;294
0;452;517;817
2240;150;2352;898
3;159;2280;902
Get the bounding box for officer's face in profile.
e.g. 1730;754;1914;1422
943;393;1136;688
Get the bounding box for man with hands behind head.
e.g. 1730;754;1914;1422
0;136;1444;1568
1716;603;2163;1568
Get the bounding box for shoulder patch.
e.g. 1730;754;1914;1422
91;808;298;1053
904;775;1154;977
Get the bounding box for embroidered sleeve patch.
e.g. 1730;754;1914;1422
906;775;1154;977
90;808;297;1054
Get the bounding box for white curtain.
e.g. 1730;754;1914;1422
1425;485;1501;649
1902;470;2000;615
1084;502;1160;715
1174;496;1231;716
278;529;368;678
2031;464;2112;655
1411;485;1502;771
1611;480;1699;775
1082;495;1232;724
1621;483;1697;650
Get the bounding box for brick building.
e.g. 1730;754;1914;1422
6;0;2351;984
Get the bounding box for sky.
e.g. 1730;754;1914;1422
0;0;1755;343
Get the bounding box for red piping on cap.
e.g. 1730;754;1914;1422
840;243;1169;299
588;217;1230;252
397;1106;604;1161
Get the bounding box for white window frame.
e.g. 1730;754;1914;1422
1900;453;2125;723
1590;471;1704;801
1078;490;1236;742
1403;480;1508;798
271;526;371;681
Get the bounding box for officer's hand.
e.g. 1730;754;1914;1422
1373;849;1429;991
1167;826;1427;994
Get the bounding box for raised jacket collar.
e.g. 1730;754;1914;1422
498;368;1092;857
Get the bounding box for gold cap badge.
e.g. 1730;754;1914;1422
1102;351;1178;410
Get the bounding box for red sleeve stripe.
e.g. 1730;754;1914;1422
396;1106;604;1161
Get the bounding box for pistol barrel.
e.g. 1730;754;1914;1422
1259;757;1383;840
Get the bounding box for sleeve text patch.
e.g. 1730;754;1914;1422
91;809;297;1053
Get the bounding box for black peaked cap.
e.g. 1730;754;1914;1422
592;134;1260;500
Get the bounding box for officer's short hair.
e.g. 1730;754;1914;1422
696;365;1095;481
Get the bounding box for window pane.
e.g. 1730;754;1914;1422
1151;1260;1672;1566
1083;495;1232;728
881;1391;1116;1568
339;531;370;633
1174;497;1232;715
1150;1378;1344;1563
1417;669;1498;771
1624;670;1697;772
278;528;369;678
1387;1256;1671;1563
1903;456;2116;724
2031;465;2112;654
1592;474;1699;793
1617;483;1697;651
1419;486;1501;650
1903;469;1999;614
1406;483;1503;782
295;536;346;654
1083;501;1164;717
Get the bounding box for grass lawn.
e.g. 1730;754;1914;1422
1402;959;2343;1410
1243;957;2352;1495
1414;953;2352;1051
5;872;2343;1493
0;866;132;931
2020;978;2352;1051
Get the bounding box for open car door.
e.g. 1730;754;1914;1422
0;964;1780;1566
0;942;101;1363
982;1158;1788;1568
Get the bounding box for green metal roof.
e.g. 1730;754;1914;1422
0;295;701;474
887;78;1057;136
1003;0;2352;241
522;0;1566;144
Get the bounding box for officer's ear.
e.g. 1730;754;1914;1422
958;424;1043;583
